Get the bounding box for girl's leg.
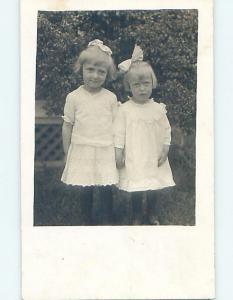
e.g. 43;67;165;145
98;185;113;225
131;191;143;225
67;185;82;226
80;186;94;225
146;190;160;225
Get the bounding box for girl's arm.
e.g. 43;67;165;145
115;148;124;169
114;106;126;168
62;94;75;162
158;108;171;167
62;121;73;156
158;144;170;167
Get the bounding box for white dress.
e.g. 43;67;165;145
61;86;119;186
114;99;175;192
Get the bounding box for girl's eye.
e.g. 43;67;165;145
86;67;94;72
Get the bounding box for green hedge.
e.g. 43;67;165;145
36;10;197;134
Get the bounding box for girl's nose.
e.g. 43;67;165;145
139;85;145;91
92;71;99;79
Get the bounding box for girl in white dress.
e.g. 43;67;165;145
61;40;118;225
114;45;175;225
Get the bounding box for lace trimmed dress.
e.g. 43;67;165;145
114;99;175;192
61;85;118;186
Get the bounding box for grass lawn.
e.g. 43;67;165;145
34;146;195;226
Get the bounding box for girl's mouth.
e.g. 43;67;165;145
90;80;100;84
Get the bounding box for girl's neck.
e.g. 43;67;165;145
131;97;150;105
83;84;102;94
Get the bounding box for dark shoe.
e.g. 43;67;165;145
148;215;160;225
132;214;143;225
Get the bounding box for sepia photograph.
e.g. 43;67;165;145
34;10;197;226
21;1;214;299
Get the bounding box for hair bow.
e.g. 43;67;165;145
118;45;143;73
88;39;112;56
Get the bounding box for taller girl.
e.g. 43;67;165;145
61;40;118;225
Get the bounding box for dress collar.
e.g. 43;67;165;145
81;85;104;96
129;97;154;106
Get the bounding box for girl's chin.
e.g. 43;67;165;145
84;84;102;92
132;98;149;104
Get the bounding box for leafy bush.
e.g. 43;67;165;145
36;10;198;133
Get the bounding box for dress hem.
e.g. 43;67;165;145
117;183;175;193
61;180;118;187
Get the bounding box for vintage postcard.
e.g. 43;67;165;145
21;0;214;299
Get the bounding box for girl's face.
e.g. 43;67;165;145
129;72;153;104
83;60;108;92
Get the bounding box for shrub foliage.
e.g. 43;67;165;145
36;9;198;134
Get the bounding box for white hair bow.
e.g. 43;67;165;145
88;39;112;56
118;44;143;72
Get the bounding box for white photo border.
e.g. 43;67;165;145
21;0;214;299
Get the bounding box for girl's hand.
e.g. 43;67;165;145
63;152;68;165
158;145;170;167
115;147;125;169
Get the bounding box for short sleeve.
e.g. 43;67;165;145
113;105;126;149
62;94;75;125
159;103;171;145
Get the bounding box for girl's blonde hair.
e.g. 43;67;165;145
74;46;116;81
123;61;158;92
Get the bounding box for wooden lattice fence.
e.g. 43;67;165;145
35;101;63;168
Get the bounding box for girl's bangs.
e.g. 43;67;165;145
125;63;158;90
82;47;111;67
74;46;116;81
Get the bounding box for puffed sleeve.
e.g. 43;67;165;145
159;103;171;145
62;94;75;125
113;105;126;149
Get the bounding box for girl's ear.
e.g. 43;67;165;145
73;59;82;73
106;63;117;82
151;72;158;89
123;78;131;92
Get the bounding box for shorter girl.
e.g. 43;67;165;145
61;40;118;225
114;45;175;225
